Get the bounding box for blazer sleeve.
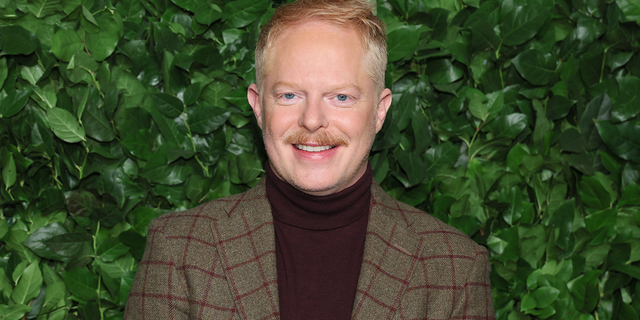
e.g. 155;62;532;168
452;247;496;319
124;219;189;320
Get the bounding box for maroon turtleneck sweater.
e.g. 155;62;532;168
265;163;372;320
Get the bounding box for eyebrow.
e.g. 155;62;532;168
271;81;363;94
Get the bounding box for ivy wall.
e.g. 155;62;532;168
1;0;640;319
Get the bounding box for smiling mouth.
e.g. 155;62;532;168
294;145;336;152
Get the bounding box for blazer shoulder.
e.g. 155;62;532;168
370;182;486;257
150;178;269;236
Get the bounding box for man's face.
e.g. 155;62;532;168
248;20;392;196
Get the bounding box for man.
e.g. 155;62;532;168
125;0;495;319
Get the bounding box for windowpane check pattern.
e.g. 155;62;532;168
125;179;495;319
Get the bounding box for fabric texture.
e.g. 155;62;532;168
125;178;496;320
267;163;371;319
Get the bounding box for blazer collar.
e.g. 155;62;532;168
210;178;423;320
209;178;280;320
351;182;424;319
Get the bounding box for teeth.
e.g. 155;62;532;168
295;145;333;152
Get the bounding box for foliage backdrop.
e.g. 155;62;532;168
1;0;640;319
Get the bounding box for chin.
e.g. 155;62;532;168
291;179;339;196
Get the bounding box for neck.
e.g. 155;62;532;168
265;162;372;230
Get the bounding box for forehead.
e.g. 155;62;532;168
265;20;370;89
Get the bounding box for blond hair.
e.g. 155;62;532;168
254;0;387;95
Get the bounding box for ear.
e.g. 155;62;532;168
248;84;263;129
375;88;392;133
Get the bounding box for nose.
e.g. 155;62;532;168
299;96;328;132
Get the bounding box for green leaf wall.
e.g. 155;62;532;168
1;0;639;319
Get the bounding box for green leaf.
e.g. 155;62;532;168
520;225;546;268
116;0;145;24
616;301;639;320
50;29;83;62
201;80;233;107
470;19;501;52
19;64;45;86
22;222;67;260
224;0;268;28
119;271;136;306
25;284;46;319
194;2;223;25
532;286;560;308
500;0;553;46
487;226;520;263
387;25;421;62
32;84;57;110
81;6;99;27
119;231;146;261
397;149;426;186
521;292;537;311
96;237;130;262
0;89;31;118
424;142;459;178
45;233;92;258
607;52;634;71
236;152;263;184
85;13;124;61
546;95;575;121
47;107;86;143
512;49;556;85
579;175;612;209
0;26;37;55
43;281;65;309
559;16;606;58
171;0;199;12
0;58;7;89
612;76;640;122
12;261;29;283
27;0;62;18
0;304;32;320
183;82;203;105
426;59;464;84
2;153;16;190
490;113;527;138
559;128;586;153
579;93;611;150
186;175;215;203
186;105;231;135
568;270;603;312
152;93;184;118
0;219;8;239
61;267;98;301
128;207;157;236
11;262;43;304
618;0;640;24
611;264;640;279
97;253;135;278
82;88;116;142
149;105;190;148
596;120;640;162
66;52;99;84
619;183;640;207
140;151;193;185
467;88;488;120
121;129;154;160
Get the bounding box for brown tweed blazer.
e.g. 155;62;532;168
125;179;495;320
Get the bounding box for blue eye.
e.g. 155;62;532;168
336;94;349;101
283;93;296;99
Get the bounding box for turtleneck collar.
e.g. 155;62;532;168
265;162;372;231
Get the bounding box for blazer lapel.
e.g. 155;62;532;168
209;179;280;320
351;184;424;320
